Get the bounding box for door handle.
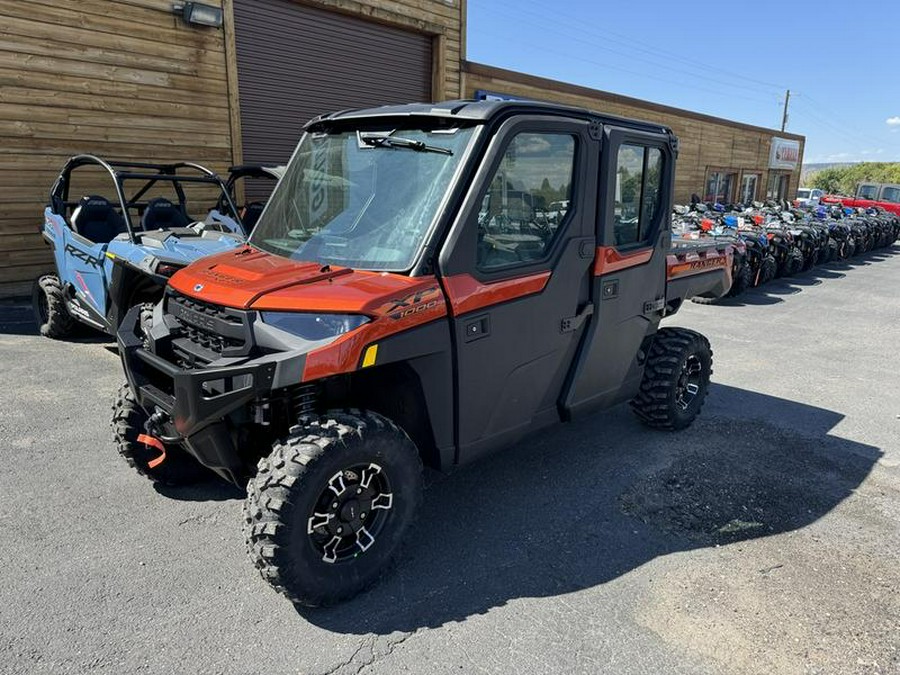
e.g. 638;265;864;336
464;315;490;343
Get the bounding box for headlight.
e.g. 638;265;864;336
260;312;369;341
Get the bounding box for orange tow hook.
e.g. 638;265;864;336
137;434;167;469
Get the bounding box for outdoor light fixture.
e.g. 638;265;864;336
172;2;224;28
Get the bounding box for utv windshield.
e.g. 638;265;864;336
250;126;476;271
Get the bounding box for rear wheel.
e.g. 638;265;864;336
726;260;752;297
243;410;423;607
32;275;75;339
111;383;208;485
631;328;712;431
758;254;777;285
780;248;804;276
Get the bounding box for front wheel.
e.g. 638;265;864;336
631;328;713;431
111;383;209;485
243;410;423;607
32;275;75;339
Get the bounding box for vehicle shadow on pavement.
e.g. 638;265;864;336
710;245;898;307
299;383;881;634
0;303;39;336
0;303;113;343
153;480;243;502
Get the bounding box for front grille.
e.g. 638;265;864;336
166;291;252;365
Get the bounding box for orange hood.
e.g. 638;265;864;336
169;246;436;315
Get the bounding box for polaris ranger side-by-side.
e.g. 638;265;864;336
115;100;732;606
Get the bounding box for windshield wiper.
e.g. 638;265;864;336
359;134;452;156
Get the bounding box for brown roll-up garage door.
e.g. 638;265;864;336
233;0;434;171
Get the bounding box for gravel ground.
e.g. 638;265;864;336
0;247;898;675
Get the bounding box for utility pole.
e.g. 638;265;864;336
781;89;790;132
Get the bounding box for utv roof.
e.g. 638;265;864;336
305;99;674;137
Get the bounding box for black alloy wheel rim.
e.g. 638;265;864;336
307;463;394;564
675;355;703;411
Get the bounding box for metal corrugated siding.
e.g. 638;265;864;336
233;0;433;169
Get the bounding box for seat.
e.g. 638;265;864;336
70;195;125;244
240;201;265;233
141;197;190;230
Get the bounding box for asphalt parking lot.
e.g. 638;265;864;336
1;248;898;675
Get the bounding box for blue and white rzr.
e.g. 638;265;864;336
34;155;256;339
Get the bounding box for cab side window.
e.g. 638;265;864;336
477;132;576;270
614;144;663;247
881;186;900;203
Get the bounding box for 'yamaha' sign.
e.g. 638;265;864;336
769;137;801;170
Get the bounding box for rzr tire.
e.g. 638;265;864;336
243;410;423;607
631;328;712;431
111;383;208;485
137;302;155;347
32;275;75;339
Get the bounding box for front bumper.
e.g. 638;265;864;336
118;304;277;482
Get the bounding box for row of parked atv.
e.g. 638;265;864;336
671;201;900;303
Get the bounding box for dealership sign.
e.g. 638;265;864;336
769;137;801;170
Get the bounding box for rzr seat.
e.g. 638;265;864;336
240;201;265;233
70;195;125;244
141;197;190;230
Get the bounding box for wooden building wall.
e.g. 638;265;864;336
0;0;234;296
463;61;805;205
0;0;464;298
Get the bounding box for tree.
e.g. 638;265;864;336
808;162;900;195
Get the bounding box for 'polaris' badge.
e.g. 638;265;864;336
194;284;204;292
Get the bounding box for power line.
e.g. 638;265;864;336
479;0;788;96
468;26;781;111
790;96;887;149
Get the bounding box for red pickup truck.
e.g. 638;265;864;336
822;182;900;216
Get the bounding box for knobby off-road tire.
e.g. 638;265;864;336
243;410;423;607
111;383;208;485
631;328;713;431
32;275;75;339
780;248;805;277
756;255;777;286
802;248;818;272
137;302;155;347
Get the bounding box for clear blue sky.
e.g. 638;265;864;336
466;0;900;164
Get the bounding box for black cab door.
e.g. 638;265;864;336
562;127;675;417
438;115;600;464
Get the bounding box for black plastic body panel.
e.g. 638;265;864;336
437;115;600;465
355;320;455;471
666;268;731;305
561;125;676;418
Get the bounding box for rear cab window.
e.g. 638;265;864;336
613;143;663;247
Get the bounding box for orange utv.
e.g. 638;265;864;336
115;100;733;606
